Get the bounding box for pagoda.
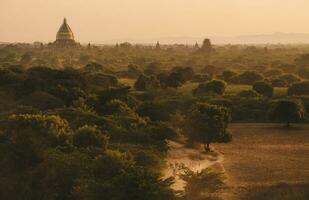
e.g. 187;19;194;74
53;18;79;48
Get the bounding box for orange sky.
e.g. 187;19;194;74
1;0;309;43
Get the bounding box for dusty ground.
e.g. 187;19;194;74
163;141;224;191
213;123;309;200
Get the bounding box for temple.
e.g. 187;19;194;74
53;18;79;48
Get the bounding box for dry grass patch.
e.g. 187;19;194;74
214;123;309;199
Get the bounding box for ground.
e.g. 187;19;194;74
164;123;309;200
214;123;309;200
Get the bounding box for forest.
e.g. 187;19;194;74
0;39;308;200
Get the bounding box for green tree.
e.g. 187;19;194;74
186;103;231;152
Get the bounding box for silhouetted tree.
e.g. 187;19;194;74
269;100;304;127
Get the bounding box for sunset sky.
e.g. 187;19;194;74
1;0;309;43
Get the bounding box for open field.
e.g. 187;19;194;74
214;123;309;200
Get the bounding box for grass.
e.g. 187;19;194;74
119;78;135;87
214;123;309;200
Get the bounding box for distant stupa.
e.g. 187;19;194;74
53;18;79;48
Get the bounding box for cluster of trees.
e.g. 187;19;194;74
0;62;236;199
0;41;309;199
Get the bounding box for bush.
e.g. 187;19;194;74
287;81;309;96
134;74;160;91
158;72;184;88
231;71;264;85
179;166;225;199
193;80;226;96
73;125;109;149
252;81;274;97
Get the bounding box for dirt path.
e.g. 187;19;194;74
163;140;225;191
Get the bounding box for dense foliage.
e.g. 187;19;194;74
0;42;308;199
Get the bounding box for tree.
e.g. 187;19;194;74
287;81;309;96
269;100;304;127
231;71;264;85
220;70;237;82
2;114;73;169
193;80;226;96
134;74;160;91
252;81;274;97
186;103;231;152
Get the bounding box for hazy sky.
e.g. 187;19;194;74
1;0;309;43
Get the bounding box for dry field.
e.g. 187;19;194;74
214;123;309;200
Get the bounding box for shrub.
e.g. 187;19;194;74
287;81;309;96
101;99;134;115
73;125;109;149
158;72;184;88
134;74;160;91
193;80;226;96
179;166;225;199
252;81;274;97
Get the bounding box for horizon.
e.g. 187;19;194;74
1;0;309;44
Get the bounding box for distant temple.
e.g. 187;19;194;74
53;18;79;48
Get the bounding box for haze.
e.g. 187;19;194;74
1;0;309;43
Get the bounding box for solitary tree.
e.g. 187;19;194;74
186;103;231;152
269;100;304;127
